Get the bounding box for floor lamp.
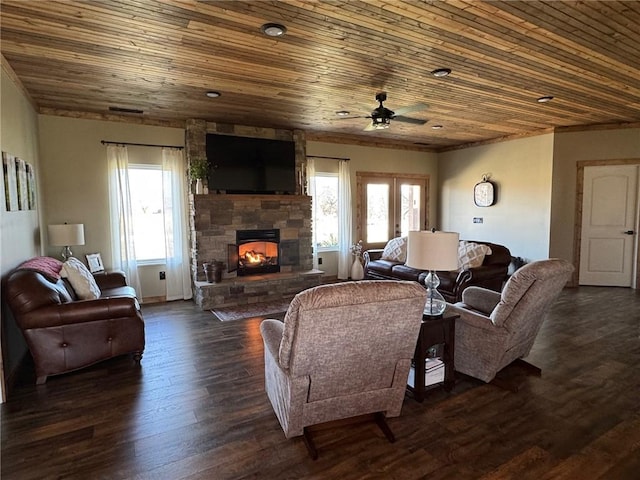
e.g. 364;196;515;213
48;223;85;260
406;230;460;316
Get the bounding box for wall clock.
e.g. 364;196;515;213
474;177;496;207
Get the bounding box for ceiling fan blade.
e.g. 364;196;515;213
393;102;428;116
393;115;428;125
363;123;376;131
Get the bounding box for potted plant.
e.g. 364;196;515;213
189;157;209;194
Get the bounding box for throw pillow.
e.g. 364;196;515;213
458;241;492;271
60;257;101;300
381;236;407;262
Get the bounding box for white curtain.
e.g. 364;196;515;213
306;157;318;269
337;159;352;279
107;145;142;296
162;148;193;300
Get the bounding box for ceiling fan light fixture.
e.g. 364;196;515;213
372;116;391;129
537;95;554;103
336;110;350;116
431;68;452;78
206;91;221;98
261;23;287;37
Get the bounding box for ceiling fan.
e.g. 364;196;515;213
339;92;428;131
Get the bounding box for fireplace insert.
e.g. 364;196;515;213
229;229;280;276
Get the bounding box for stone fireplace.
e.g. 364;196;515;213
186;119;321;309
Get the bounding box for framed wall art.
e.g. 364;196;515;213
2;152;19;211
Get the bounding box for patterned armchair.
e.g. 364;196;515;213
447;258;574;385
260;280;427;458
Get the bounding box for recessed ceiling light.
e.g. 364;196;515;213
336;110;350;116
206;91;221;98
431;68;452;77
261;23;287;37
431;124;443;130
537;95;554;103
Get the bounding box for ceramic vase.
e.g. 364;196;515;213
351;257;364;280
195;178;204;194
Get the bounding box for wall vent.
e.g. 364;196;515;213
108;106;144;114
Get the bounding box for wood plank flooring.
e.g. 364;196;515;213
2;286;639;479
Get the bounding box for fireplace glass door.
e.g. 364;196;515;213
232;229;280;276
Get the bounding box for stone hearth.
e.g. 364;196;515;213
189;194;320;309
194;270;322;310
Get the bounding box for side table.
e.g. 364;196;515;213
409;312;459;402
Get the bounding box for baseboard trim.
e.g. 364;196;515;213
141;296;166;304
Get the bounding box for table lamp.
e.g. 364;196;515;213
406;229;460;316
48;223;85;260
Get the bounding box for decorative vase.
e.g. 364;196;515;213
195;178;204;194
351;257;364;280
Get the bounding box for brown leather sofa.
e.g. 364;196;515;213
5;262;145;384
364;241;512;303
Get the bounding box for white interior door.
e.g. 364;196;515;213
579;165;639;286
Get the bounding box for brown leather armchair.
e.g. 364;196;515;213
5;262;145;384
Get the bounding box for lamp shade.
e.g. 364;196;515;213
406;230;459;271
48;224;85;247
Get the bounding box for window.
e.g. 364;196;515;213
312;173;339;250
128;165;166;262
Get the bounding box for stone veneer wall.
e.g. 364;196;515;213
185;119;312;289
190;194;313;282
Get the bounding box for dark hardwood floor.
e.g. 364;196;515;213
2;286;639;479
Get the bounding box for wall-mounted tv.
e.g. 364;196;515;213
206;134;296;195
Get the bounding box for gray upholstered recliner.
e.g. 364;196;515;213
260;280;427;458
447;258;574;384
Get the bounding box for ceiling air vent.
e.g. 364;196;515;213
109;106;144;114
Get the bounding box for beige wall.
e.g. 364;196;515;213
1;67;42;388
438;134;554;261
37;116;184;300
307;141;437;277
550;127;640;262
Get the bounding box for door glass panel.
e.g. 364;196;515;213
399;184;422;237
366;183;390;243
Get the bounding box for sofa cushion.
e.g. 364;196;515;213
459;241;492;271
61;257;101;300
389;264;425;281
365;259;398;277
381;236;407;262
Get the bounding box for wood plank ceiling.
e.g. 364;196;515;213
1;0;639;151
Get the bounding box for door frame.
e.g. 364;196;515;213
355;171;430;250
574;158;640;288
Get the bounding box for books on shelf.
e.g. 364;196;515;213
407;357;444;388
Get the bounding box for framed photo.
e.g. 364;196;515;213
86;253;104;273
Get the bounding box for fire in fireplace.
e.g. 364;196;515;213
229;229;280;276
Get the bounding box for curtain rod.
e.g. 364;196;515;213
101;140;184;149
307;155;350;161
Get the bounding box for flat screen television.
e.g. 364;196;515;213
206;134;297;194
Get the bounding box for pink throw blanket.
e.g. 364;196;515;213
18;256;63;280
